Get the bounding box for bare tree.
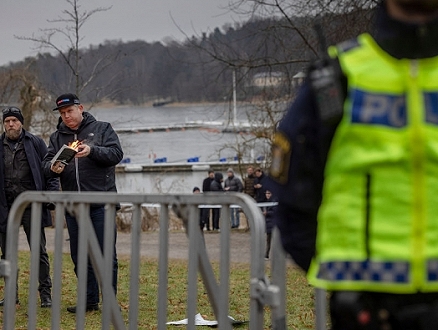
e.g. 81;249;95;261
200;0;377;84
0;64;56;138
186;0;377;171
15;0;119;103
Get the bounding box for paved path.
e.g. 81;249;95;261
18;227;253;264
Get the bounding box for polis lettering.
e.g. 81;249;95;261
351;90;406;127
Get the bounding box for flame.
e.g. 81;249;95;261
68;140;81;150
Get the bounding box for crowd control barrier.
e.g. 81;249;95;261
0;191;294;330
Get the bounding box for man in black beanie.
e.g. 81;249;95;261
2;106;24;127
0;106;59;308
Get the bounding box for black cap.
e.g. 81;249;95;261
2;107;24;124
53;93;80;111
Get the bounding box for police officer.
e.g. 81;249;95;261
268;0;438;329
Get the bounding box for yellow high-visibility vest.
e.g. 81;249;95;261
308;33;438;293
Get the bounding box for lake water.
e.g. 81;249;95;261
88;103;270;194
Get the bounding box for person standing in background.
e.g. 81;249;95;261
224;168;243;228
210;172;224;231
243;165;256;199
0;106;58;308
192;186;204;231
254;168;267;202
242;165;257;230
262;190;277;260
43;93;123;313
201;170;214;231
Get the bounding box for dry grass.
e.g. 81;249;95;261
1;252;322;329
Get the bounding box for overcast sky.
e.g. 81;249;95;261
0;0;245;66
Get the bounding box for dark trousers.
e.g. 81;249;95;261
265;232;272;258
200;208;211;230
65;206;118;305
330;291;438;330
211;209;220;230
0;208;52;298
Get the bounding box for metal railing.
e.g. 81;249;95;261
0;191;290;330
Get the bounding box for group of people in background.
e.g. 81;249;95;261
193;165;277;259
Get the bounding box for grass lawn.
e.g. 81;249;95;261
0;251;322;329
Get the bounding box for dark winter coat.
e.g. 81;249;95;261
210;173;224;192
254;172;267;202
202;176;214;192
243;174;256;198
0;130;60;233
43;112;123;193
224;174;243;192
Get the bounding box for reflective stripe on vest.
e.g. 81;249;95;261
317;259;438;283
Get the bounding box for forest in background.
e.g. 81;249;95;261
0;0;376;158
0;5;373;107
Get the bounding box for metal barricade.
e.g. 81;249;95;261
0;191;286;329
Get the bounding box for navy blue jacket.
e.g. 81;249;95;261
266;82;335;271
0;130;59;233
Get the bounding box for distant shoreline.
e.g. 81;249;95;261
89;100;230;109
86;99;270;110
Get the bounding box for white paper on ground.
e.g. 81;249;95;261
166;313;237;326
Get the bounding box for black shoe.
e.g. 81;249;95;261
0;298;20;306
41;296;52;308
67;303;99;313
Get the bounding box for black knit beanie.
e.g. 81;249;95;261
3;107;24;124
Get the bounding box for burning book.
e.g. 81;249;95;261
51;140;81;165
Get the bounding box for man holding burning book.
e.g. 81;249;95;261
43;93;123;313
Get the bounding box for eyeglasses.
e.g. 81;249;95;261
2;107;22;115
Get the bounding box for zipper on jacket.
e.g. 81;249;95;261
74;133;81;192
410;60;419;79
365;173;371;259
409;59;425;288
